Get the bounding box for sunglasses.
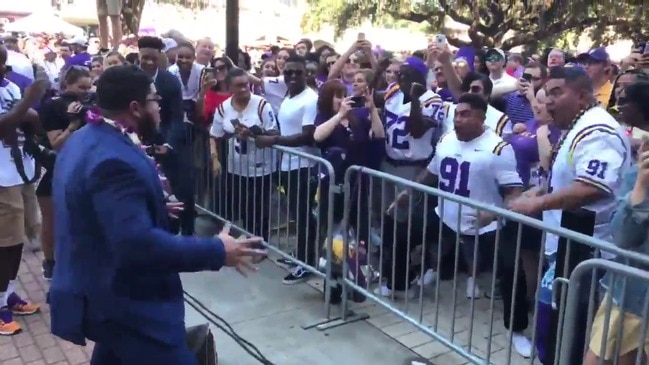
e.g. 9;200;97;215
485;55;503;63
283;69;304;77
617;96;629;106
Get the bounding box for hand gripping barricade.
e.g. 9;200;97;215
325;165;649;365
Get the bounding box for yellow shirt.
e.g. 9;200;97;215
595;81;613;107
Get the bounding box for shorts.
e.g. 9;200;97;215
589;295;649;360
0;184;40;247
96;0;123;16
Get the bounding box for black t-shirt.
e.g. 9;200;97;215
39;94;77;134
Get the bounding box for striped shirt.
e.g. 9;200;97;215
504;92;534;126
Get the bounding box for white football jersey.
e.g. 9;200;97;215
543;107;631;255
429;128;523;235
0;80;35;187
262;76;288;113
383;84;446;161
210;95;278;177
442;102;512;137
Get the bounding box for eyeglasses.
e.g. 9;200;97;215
146;96;162;103
283;69;304;77
215;65;227;72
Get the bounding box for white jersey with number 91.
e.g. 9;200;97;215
383;84;446;161
428;128;523;235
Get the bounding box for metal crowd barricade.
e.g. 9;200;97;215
189;126;362;328
329;165;649;365
560;259;649;365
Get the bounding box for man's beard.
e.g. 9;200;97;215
136;112;158;141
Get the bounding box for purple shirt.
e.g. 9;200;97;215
315;108;375;175
64;52;91;70
6;71;33;95
507;119;560;186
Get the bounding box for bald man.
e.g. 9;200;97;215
195;38;215;66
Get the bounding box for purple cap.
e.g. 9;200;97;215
404;57;428;79
577;47;609;63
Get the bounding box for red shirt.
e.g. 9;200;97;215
203;90;232;126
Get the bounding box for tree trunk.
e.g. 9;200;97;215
121;0;146;36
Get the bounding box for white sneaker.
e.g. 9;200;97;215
416;269;437;286
512;332;532;358
373;285;416;300
466;277;481;299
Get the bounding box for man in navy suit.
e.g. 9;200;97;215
50;65;264;365
137;36;196;236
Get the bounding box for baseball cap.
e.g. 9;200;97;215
162;38;178;52
577;47;610;63
403;57;428;79
486;48;506;61
65;35;88;47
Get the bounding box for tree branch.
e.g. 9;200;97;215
501;16;635;49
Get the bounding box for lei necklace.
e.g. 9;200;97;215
550;103;599;166
86;109;175;201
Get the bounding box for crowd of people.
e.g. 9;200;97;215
1;26;649;365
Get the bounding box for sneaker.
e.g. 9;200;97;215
282;266;312;285
0;307;21;336
484;280;502;300
512;332;533;358
373;285;416;300
42;259;55;280
415;269;437;286
466;277;481;299
7;293;40;316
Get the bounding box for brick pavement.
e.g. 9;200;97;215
0;248;93;365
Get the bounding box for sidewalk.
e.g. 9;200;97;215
0;248;93;365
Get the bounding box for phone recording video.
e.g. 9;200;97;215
350;96;365;109
522;73;533;83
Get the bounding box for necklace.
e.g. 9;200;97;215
550;103;598;166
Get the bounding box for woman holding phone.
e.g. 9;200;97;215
313;79;384;246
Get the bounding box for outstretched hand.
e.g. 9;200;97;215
218;224;266;276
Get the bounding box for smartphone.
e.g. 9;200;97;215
350;96;365;109
435;34;447;47
643;43;649;55
230;119;242;128
522;73;533;82
248;125;264;136
357;32;366;41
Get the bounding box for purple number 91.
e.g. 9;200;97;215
439;157;471;197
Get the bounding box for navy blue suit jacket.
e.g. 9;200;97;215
50;121;225;346
154;69;186;148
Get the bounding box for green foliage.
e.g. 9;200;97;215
302;0;648;50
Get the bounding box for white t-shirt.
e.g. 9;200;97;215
442;102;512;137
210;95;278;177
7;51;34;81
263;76;288;113
543;107;631;255
429;128;523;235
168;62;205;100
0;80;36;187
276;87;318;171
490;72;517;90
383;84;446;161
